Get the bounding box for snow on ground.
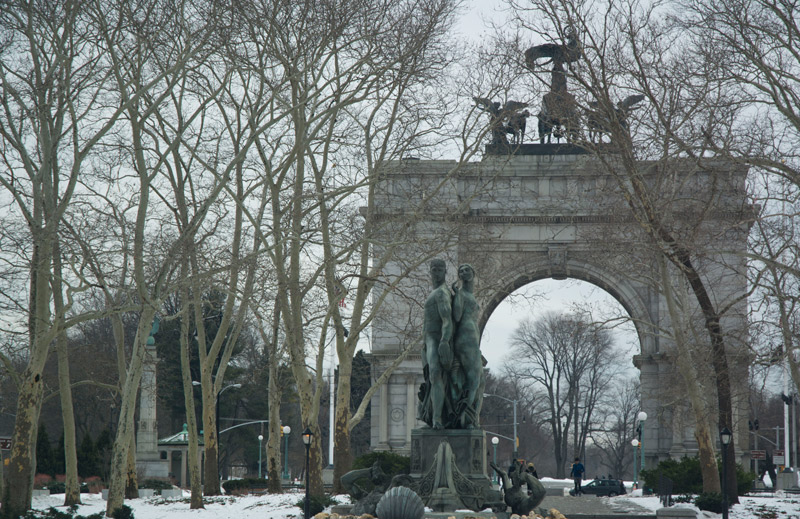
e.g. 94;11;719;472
30;490;315;519
28;487;800;519
616;494;800;519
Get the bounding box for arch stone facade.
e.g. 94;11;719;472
368;148;752;470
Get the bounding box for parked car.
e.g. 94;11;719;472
569;478;626;497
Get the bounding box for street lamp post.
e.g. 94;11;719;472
491;436;499;484
216;383;242;480
637;411;648;472
258;434;264;479
216;383;243;441
484;393;519;460
302;427;314;519
720;427;732;519
192;381;242;475
631;439;640;489
283;425;292;479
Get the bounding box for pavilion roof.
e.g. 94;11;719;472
158;424;204;446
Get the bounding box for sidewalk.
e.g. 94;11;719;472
422;496;656;519
537;495;655;518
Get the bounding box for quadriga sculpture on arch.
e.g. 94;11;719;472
525;28;581;143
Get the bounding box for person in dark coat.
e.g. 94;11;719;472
569;457;585;496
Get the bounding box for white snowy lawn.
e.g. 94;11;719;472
28;485;800;519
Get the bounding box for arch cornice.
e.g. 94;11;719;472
469;254;657;356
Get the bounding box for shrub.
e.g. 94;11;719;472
40;482;92;494
44;482;65;494
109;505;135;519
34;474;53;489
22;505;105;519
246;477;269;489
139;479;173;491
733;465;756;496
221;478;269;495
694;492;724;513
641;457;703;494
641;455;755;496
351;451;410;476
221;479;249;494
23;506;77;519
347;452;410;495
296;495;338;516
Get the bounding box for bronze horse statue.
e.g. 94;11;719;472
473;97;530;146
586;94;645;142
538;90;578;143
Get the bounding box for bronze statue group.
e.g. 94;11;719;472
417;260;546;515
417;260;485;430
342;260;548;515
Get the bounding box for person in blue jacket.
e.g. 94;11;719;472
569;457;585;496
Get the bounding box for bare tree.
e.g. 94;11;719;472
221;0;481;495
590;378;640;480
679;0;800;402
0;1;155;514
506;312;618;477
91;0;255;512
680;0;800;188
481;370;551;472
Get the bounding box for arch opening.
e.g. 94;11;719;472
481;277;640;374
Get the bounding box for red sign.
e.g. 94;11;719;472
751;450;766;460
0;437;11;450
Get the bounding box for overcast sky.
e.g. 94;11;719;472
480;278;640;375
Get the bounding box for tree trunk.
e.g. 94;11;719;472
186;397;204;510
53;245;81;506
332;356;353;494
308;425;325;497
680;255;738;503
266;358;283;493
202;385;221;496
124;434;138;499
2;237;53;518
56;330;81;506
660;256;721;493
623;164;739;504
106;315;155;516
180;285;204;509
0;442;4;504
2;371;43;519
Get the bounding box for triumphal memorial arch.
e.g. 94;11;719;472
366;143;753;471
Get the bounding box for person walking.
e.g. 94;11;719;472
569;457;585;496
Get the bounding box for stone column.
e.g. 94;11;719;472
136;343;159;458
135;322;169;478
378;383;389;449
180;447;187;488
406;376;417;443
